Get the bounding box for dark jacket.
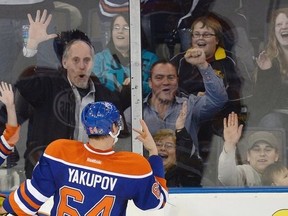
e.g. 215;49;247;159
166;128;203;187
18;66;123;150
170;47;242;101
248;59;283;125
170;47;243;135
0;66;124;176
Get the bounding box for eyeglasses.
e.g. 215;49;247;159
113;25;130;31
156;142;175;150
192;32;216;39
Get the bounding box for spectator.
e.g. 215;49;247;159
218;112;280;186
170;13;242;104
170;13;244;163
0;1;57;83
248;8;288;137
93;13;159;98
23;11;154;124
0;101;168;215
0;82;20;166
0;9;123;179
22;4;84;67
262;162;288;186
125;48;228;152
152;101;203;187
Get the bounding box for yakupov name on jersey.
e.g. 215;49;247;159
68;168;118;191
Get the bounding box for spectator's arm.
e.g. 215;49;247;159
23;9;57;57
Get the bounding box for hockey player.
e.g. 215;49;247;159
0;101;168;215
0;82;20;166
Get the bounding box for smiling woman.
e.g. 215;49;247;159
93;13;159;99
154;129;177;171
248;7;288;135
153;122;203;187
151;101;203;187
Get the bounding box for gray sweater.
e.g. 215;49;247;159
218;148;262;186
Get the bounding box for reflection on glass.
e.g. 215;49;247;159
0;0;287;193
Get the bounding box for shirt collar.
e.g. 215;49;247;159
214;46;227;60
67;76;95;93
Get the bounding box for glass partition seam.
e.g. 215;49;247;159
129;0;143;155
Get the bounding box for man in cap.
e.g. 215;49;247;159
0;101;168;215
218;112;279;186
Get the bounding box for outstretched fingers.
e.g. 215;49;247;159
0;82;10;92
0;82;13;106
40;9;48;23
35;9;41;22
132;120;146;141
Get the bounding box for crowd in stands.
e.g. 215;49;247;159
0;0;288;193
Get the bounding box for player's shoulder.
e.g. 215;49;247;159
113;151;153;175
45;139;82;154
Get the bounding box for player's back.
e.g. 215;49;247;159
39;139;166;215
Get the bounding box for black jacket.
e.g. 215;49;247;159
166;128;203;187
248;59;283;125
170;47;242;101
170;47;243;136
0;66;124;168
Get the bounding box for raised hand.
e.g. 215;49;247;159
184;47;209;69
223;112;243;152
175;100;187;130
26;9;58;50
0;82;17;128
0;82;14;108
133;119;158;156
256;51;272;70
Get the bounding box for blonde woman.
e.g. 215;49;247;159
249;8;288;132
152;101;203;187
